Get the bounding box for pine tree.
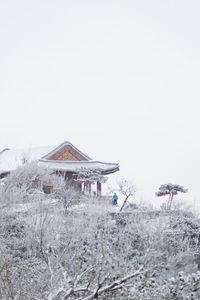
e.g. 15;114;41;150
156;183;188;209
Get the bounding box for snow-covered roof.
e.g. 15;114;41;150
0;141;119;175
0;145;56;173
39;160;119;175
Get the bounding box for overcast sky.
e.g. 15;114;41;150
0;0;200;207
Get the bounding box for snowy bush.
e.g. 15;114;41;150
0;178;200;299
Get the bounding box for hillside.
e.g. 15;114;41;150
1;182;200;300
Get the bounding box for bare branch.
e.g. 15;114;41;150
79;249;149;300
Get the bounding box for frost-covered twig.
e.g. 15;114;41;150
79;249;149;300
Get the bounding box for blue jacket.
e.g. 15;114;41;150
112;193;118;201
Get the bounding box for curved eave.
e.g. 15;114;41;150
38;159;120;175
0;171;10;178
101;166;120;175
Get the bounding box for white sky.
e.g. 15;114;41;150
0;0;200;207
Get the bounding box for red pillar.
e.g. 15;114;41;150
83;182;87;194
97;181;102;198
76;181;82;192
89;182;91;195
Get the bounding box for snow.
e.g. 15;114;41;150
0;142;119;175
7;198;60;215
0;146;56;172
39;159;119;174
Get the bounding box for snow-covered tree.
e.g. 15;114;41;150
116;179;135;212
76;167;108;183
1;172;200;300
0;162;80;211
1;198;200;299
156;183;188;210
3;162;58;193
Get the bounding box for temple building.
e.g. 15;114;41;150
0;141;119;196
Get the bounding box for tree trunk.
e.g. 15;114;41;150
196;234;200;270
169;194;174;210
120;194;130;212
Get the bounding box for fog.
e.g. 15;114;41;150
0;0;200;207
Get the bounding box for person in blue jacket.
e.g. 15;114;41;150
112;192;118;206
